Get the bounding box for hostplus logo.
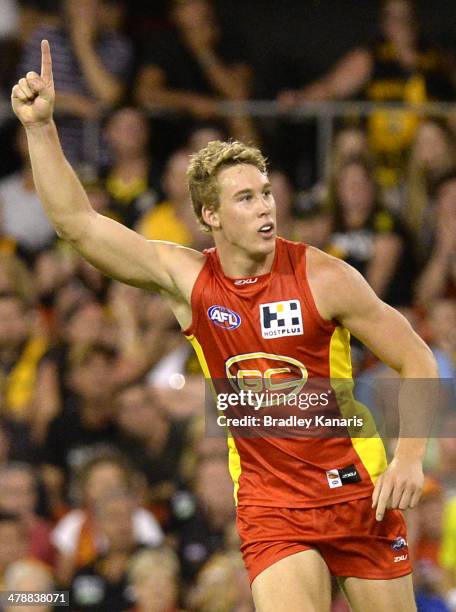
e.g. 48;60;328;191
260;299;303;338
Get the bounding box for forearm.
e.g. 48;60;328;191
137;85;212;113
196;53;248;99
394;346;439;460
73;42;123;105
25;121;94;241
55;92;99;119
300;79;335;101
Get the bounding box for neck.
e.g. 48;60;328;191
215;237;276;278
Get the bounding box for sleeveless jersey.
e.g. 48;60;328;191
183;238;387;508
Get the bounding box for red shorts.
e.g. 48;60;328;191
237;496;412;584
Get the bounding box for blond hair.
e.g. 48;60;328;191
187;140;267;231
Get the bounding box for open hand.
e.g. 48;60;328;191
11;40;55;127
372;456;424;521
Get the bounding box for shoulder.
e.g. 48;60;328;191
155;242;206;303
306;245;354;284
306;246;373;321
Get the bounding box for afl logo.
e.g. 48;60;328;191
208;305;241;330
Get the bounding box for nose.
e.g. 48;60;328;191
257;194;272;216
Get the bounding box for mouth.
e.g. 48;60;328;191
258;222;275;238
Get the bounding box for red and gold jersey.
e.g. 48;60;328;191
183;238;387;508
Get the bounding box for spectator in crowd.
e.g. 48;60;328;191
325;156;413;304
134;0;256;157
126;547;183;612
433;414;456;497
279;0;456;187
408;479;446;603
115;382;192;510
136;148;209;249
0;463;54;567
170;455;235;583
0;416;37;467
52;453;163;586
186;122;226;153
0;127;55;262
70;489;157;611
187;551;254;612
42;344;122;482
440;490;456;597
0;512;29;588
0;292;57;429
20;0;133;166
425;299;456;380
415;170;456;304
102;107;161;229
3;559;55;612
403;118;456;246
268;169;296;240
0;0;18;40
0;251;35;306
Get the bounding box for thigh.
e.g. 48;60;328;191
251;549;332;612
340;574;416;612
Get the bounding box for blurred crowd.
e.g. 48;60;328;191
0;0;455;610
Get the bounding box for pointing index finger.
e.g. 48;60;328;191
40;40;53;83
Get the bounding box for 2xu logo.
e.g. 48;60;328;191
208;305;241;330
234;278;258;286
225;352;308;405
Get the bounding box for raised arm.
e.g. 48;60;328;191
278;48;373;107
11;41;203;301
308;248;439;519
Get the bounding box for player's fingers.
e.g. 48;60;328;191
375;479;393;521
26;75;46;95
409;484;423;509
12;84;29;103
371;473;384;508
398;487;413;510
40;39;53;82
18;78;35;100
390;481;407;509
26;71;43;92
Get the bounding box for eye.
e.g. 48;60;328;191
240;194;253;202
263;189;272;197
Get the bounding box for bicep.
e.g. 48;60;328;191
335;265;424;372
72;212;177;294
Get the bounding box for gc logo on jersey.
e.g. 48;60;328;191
260;299;303;339
208;305;241;330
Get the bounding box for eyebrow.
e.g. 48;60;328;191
233;183;272;198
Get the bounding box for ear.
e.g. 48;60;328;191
202;205;221;230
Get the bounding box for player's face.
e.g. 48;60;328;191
209;164;277;256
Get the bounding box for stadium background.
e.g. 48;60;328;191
0;0;455;610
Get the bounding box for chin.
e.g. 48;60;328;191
246;235;276;258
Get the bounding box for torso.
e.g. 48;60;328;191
179;238;387;508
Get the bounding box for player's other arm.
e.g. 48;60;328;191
11;41;197;296
309;249;439;519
